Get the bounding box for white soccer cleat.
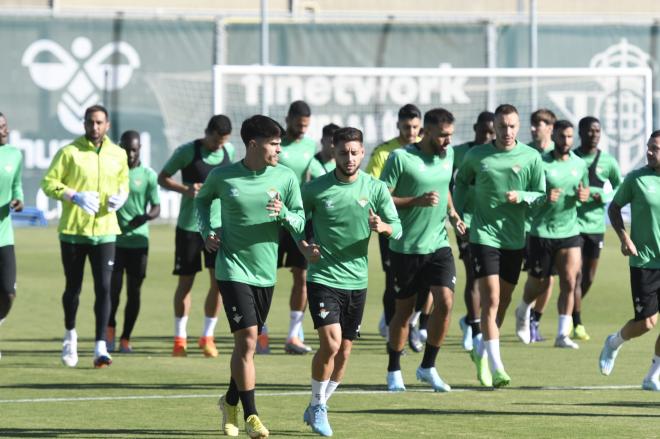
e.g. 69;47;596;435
554;335;579;349
642;378;660;391
416;366;451;392
459;316;473;351
386;370;406;391
599;335;621;376
61;338;78;367
378;313;388;339
515;304;531;345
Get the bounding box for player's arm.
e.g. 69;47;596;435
608;175;637;257
108;150;130;212
158;147;199;198
10;153;24;212
41;148;100;214
129;172;161;228
507;155;547;205
453;152;475;215
602;159;623;204
371;183;402;240
446;191;466;236
273;175;306;236
293;183;320;263
365;147;385;178
574;166;590;202
195;170;220;250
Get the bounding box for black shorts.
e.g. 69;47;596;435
307;282;367;341
580;233;604;260
630;267;660;321
378;233;392;272
0;245;16;297
390;247;456;300
277;228;307;269
218;280;273;333
114;246;149;279
456;235;470;261
521;234;531;271
173;227;217;275
470;243;524;285
527;235;582;279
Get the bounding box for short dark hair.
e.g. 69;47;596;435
423;108;455;127
398;104;422;121
333;127;363;146
494;104;519;117
240;115;284;145
553;120;573;133
322;123;340;138
84;105;108;121
531;108;556;126
649;130;660;139
206;114;232;136
0;112;5;119
578;116;600;133
119;130;141;147
287;100;311;118
476;111;495;125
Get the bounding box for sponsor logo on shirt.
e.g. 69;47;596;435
4;165;13;173
418;163;427;172
357;197;369;208
647;185;656;194
480;163;489;172
550;170;558;177
267;188;278;199
571;169;578;177
282;151;289;159
229;187;239;197
512;164;522;174
324;199;334;209
596;166;604;175
303;152;310;160
134;178;143;187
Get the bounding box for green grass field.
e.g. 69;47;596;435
1;225;658;438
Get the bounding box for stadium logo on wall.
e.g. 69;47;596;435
548;39;654;173
22;37;140;135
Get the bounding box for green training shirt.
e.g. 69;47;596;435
195;162;305;287
308;155;336;180
278;137;317;186
0;145;23;247
454;141;546;250
381;144;453;254
530;151;588;239
612;166;660;269
452;141;477;228
116;165;160;249
299;170;402;290
162;141;235;232
574;147;622;234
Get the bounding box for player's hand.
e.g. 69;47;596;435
369;208;387;234
128;214;149;228
548;188;562;203
591;191;602;203
9;199;23;212
459;227;470;242
576;182;590;202
416;191;439;207
184;183;202;198
107;191;128;212
205;232;221;252
448;211;467;236
72;191;100;215
299;241;321;263
266;192;282;217
505;191;519;204
621;235;638;257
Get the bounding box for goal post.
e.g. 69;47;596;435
213;65;653;174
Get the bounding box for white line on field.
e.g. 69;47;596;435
0;385;641;404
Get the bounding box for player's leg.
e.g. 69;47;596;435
530;277;553;342
408;291;430;353
642;333;660;390
88;242;115;368
574;233;603;338
119;247;148;352
378;233;395;338
459;241;479;351
279;229;311;354
199;242;221;357
515;237;552;344
172;228;201;356
59;241;88;367
108;246;126;352
0;245;17;360
554;241;581;349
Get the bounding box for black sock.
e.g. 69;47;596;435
226;378;240;406
572;311;582;326
420;343;440;369
239;389;257;420
469;319;481;336
387;344;402;372
531;310;543;323
419;313;430;331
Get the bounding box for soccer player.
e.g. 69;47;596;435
297;127;401;436
573;116;622;340
107;131;160;353
158;115;235;357
307;123;339;180
382;108;465;392
454;104;545;387
41;105;129;368
0;112;23;360
600;131;660;391
196;115;305;438
514;120;589;349
277;100;316;354
452;111;495;351
365;104;425;349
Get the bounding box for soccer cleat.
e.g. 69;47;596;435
378;313;388;338
554;335;579;349
599;335;621;376
284;340;312;355
459;316;473;351
492;369;511;388
642;378;660;391
198;336;219;358
470;349;492;387
304;404;333;437
573;324;591;341
416;366;451;392
93;354;112;368
119;338;133;353
419;328;428;343
530;320;545;343
245;414;269;438
514;304;531;344
106;326;116;352
386;370;406;391
256;331;270;355
218;394;240;437
172;336;187;357
408;324;423;353
61;338;78;368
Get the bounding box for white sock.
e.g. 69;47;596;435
95;340;108;357
518;299;532;317
202;317;218;338
64;329;78;341
485;339;504;372
644;355;660;381
311;379;329;406
408;311;422;327
288;311;304;341
557;314;572;337
0;318;5;326
175;316;188;339
325;380;340;401
608;331;625;349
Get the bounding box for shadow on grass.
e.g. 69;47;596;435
0;428;219;437
336;407;659;418
517;401;660;409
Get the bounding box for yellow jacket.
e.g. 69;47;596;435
41;135;129;236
